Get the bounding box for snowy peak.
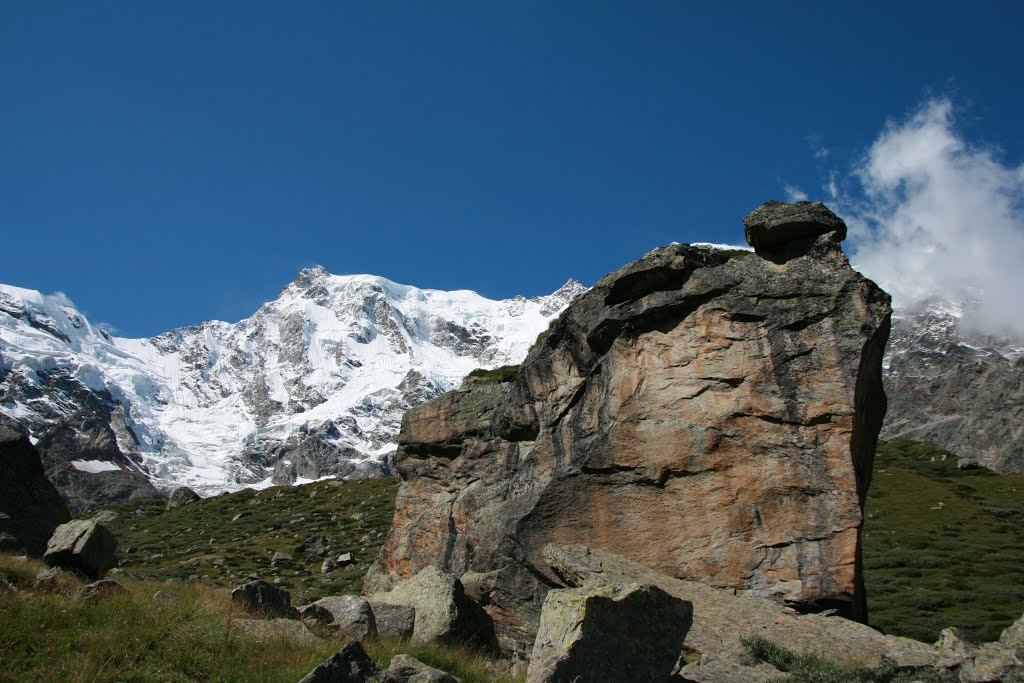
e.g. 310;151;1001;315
0;270;585;505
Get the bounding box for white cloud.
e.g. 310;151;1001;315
835;98;1024;340
784;185;809;202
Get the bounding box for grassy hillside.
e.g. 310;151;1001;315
864;439;1024;642
0;555;517;683
101;477;399;605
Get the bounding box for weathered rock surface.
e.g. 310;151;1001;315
0;428;71;555
43;519;117;579
166;487;200;509
958;613;1024;682
369;602;416;640
230;579;296;618
365;202;890;649
366;566;497;651
543;544;937;672
309;595;377;640
526;582;692;683
743;200;847;250
298;641;380;683
380;655;462;683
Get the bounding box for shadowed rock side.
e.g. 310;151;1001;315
0;427;71;555
365;202;891;652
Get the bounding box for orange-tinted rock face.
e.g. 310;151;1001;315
364;204;891;652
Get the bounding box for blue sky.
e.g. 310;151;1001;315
2;2;1023;337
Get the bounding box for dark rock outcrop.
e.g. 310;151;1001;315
230;579;296;618
365;202;890;651
525;582;692;683
379;655;462;683
43;519;118;579
0;428;70;555
298;641;380;683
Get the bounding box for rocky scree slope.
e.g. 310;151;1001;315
882;299;1024;474
0;272;584;510
366;201;892;652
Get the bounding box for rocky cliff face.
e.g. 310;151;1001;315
882;300;1024;473
0;427;71;555
365;201;891;651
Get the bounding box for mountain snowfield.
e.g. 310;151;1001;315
0;268;586;497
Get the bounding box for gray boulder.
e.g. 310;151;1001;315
43;519;117;579
0;428;71;556
230;579;296;618
525;582;692;683
742;199;847;250
298;641;380;683
380;654;461;683
366;566;496;651
271;551;293;567
166;487;200;509
369;602;416;640
296;533;330;557
309;595;377;640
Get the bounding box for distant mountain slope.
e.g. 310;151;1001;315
0;270;584;508
882;300;1024;474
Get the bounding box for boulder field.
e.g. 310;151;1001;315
364;201;892;652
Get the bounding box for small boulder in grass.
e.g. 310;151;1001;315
379;654;462;682
43;520;118;579
308;595;377;640
78;579;127;601
230;579;296;618
298;641;379;683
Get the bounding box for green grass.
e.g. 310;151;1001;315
0;555;522;683
741;635;951;683
863;439;1024;643
98;477;400;606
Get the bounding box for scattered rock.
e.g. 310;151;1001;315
297;641;380;683
322;558;338;574
959;613;1024;682
525;582;692;683
78;578;127;600
309;595;377;640
379;654;461;683
271;551;293;567
167;487;201;509
33;566;66;592
337;553;355;567
367;566;497;651
153;590;177;604
369;602;416;641
232;513;244;522
43;519;118;579
0;428;71;556
232;618;318;644
542;544;937;671
230;579;296;618
296;533;330;557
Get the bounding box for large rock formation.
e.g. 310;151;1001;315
365;202;891;651
0;427;70;555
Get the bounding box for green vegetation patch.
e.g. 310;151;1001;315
98;477;399;605
464;364;520;386
0;555;520;683
864;439;1024;643
741;635;950;683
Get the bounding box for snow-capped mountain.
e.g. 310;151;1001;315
881;298;1024;473
0;269;586;509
